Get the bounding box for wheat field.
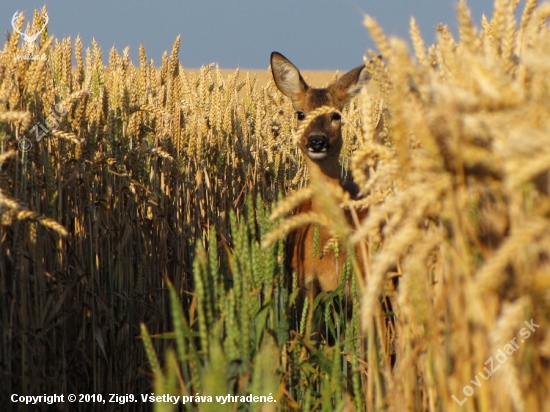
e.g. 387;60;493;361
1;1;550;411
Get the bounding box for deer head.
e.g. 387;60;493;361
271;51;371;180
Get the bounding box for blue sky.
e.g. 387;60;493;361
2;1;499;70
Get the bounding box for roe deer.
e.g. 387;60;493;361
270;51;371;301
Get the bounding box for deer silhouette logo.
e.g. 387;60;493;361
11;11;49;54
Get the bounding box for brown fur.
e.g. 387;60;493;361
271;52;371;299
286;191;366;298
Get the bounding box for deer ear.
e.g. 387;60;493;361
271;52;308;101
331;65;371;104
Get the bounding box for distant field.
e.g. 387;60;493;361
186;68;338;87
186;68;382;97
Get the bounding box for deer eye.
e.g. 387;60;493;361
296;111;306;121
331;112;341;122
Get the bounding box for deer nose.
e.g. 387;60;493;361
307;135;330;152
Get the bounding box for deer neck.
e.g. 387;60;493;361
305;155;342;212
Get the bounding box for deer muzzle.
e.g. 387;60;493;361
307;135;330;159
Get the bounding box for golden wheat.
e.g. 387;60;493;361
3;1;550;410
